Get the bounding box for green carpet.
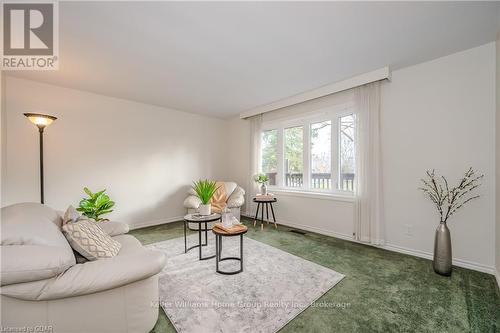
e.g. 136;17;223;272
130;217;500;333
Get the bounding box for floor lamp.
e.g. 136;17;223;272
24;113;57;204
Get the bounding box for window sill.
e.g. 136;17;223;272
267;188;355;202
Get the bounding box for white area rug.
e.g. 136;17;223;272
147;234;344;333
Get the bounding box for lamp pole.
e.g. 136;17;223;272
24;113;57;204
39;126;45;204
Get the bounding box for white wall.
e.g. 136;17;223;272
1;77;228;228
228;42;497;273
382;42;496;272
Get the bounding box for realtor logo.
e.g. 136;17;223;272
1;1;59;70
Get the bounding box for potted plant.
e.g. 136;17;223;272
254;173;269;195
419;168;483;276
76;187;115;222
192;179;219;215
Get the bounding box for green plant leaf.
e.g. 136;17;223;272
78;187;115;221
83;187;93;197
92;189;105;200
79;199;93;209
101;201;115;210
192;179;219;204
95;193;109;208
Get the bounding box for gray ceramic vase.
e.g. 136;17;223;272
433;221;452;276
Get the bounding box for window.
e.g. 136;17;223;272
339;115;355;191
310;121;332;190
284;126;303;187
260;105;356;194
261;129;278;185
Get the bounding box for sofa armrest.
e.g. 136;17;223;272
99;221;129;236
1;250;166;301
227;186;245;208
184;195;201;209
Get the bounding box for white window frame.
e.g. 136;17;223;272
260;102;356;197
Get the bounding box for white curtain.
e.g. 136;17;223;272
353;81;384;245
245;114;262;215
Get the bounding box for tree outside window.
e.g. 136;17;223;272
261;129;278;185
284;126;303;187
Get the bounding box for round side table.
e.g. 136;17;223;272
183;213;221;260
252;197;277;229
212;225;248;275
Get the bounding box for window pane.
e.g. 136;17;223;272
284;126;303;187
310;121;332;189
339;114;356;191
261;129;278;185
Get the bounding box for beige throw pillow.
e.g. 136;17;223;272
62;219;121;260
63;205;83;225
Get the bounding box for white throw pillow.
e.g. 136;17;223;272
62;220;121;260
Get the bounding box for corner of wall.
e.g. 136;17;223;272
496;21;500;289
1;72;6;207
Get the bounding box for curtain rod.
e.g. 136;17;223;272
240;66;391;119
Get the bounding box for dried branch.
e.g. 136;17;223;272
418;168;483;223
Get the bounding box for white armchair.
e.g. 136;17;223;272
183;181;245;230
1;202;166;333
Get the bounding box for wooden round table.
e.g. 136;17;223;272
252;197;277;229
212;225;248;275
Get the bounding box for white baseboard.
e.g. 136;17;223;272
129;216;184;230
496;268;500;290
242;212;356;241
241;213;496;275
381;243;496;275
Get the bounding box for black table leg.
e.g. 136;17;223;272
184;217;218;260
215;233;244;275
199;221;216;261
198;225;202;259
240;234;244;272
215;234;219;272
204;221;208;245
260;202;264;229
270;202;277;229
253;202;260;227
266;202;269;225
184;220;187;253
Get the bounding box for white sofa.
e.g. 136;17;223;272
0;202;166;333
183;181;245;230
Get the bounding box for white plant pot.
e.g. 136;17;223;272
199;204;211;216
260;183;267;195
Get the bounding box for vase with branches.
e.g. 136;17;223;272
419;167;483;276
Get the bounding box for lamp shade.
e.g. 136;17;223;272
24;113;57;128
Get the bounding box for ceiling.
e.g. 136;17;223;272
7;1;500;118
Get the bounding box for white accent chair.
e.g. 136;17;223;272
0;202;166;333
183;181;245;230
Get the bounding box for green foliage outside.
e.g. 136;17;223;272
262;130;277;173
261;118;355;176
284;126;303;173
